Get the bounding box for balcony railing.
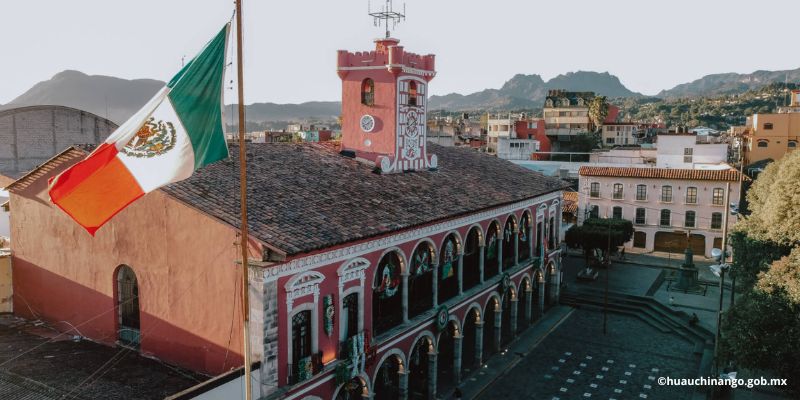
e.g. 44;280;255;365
287;352;323;385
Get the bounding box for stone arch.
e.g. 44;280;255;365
410;238;439;265
376;247;408;276
372;348;407;385
484;292;501;314
518;273;532;294
439;230;463;255
373;249;406;336
332;374;371;400
409;330;437;359
486;219;502;237
437;316;462;345
463;302;483;325
466;223;485;246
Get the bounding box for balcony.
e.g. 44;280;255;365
287;352;323;385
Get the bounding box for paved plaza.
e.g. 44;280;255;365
475;308;699;400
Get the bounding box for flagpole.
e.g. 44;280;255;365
234;1;252;400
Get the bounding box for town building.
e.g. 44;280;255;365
543;90;593;138
600;123;639;147
5;34;566;400
741;89;800;165
577;133;744;257
486;114;547;159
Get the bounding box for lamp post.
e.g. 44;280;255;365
710;262;730;377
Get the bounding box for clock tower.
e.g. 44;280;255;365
336;6;436;173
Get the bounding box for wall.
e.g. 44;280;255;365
0;106;116;178
9;158;261;375
746;113;800;164
0;189;9;238
656;135;727;168
0;251;11;313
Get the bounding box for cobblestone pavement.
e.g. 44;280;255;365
475;308;699;400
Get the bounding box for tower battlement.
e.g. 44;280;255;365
337;38;435;79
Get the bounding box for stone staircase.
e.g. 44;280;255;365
561;287;714;346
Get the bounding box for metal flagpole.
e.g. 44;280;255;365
235;1;252;399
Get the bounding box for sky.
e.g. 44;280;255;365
1;0;799;105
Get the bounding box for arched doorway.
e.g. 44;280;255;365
408;336;433;400
517;279;530;332
116;265;140;347
438;234;460;304
373;251;404;336
633;231;646;248
463;228;481;290
335;376;369;400
374;354;403;400
502;217;517;270
484;222;500;280
461;308;479;373
532;271;542;321
437;321;459;396
482;297;498;360
409;242;435;318
501;287;514;346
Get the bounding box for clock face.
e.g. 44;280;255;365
360;115;375;133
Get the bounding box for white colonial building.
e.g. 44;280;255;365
577;134;745;257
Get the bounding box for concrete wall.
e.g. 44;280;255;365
0;252;11;313
0;190;9;239
8;156;261;375
745;112;800;164
656;135;727;168
0;106;116;178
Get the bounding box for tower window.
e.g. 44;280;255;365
408;81;418;106
361;79;374;106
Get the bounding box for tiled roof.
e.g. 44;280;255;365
578;166;746;182
162;143;566;256
4;148;86;192
562;191;578;214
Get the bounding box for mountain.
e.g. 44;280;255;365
3;70;164;124
658;67;800;98
2;70;341;125
428;71;642;111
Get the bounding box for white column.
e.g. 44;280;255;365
475;321;484;366
478;245;485;284
398;370;409;400
457;253;464;295
427;351;438;400
497;237;504;275
432;264;439;308
525;287;533;324
453;334;463;384
510;298;518;337
401;272;409;323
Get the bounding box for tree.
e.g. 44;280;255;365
720;289;800;394
729;231;791;291
588;96;609;132
739;149;800;245
565;218;633;265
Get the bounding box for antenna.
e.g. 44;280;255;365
368;0;406;38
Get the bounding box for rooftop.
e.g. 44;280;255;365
162;142;565;256
0;315;204;400
579;166;746;182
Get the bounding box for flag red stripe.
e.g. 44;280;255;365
49;143;145;235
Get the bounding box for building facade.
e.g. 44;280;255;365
578;166;743;257
600;123;639;147
543;90;594;138
742;92;800;165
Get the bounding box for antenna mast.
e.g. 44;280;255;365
369;0;406;38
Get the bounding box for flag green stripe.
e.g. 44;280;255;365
168;24;229;169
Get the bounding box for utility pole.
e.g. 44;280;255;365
235;1;252;399
603;211;610;335
713;182;732;377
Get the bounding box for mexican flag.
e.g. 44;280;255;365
48;25;230;235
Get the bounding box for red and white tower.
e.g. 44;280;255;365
336;1;436;173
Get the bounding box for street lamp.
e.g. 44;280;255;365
710;250;731;377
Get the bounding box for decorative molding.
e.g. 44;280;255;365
337;257;369;292
263;192;561;282
285;271;325;312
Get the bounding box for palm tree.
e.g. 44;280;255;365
588;96;609;133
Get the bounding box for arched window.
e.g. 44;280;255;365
518;213;531;262
291;310;312;381
361;78;374;106
438;234;460;304
409;243;435;318
463;228;481;290
372;252;403;335
789;141;797;149
117;265;140;347
757;140;768;148
484;222;500;279
659;209;671;227
342;293;359;342
408;81;418;106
